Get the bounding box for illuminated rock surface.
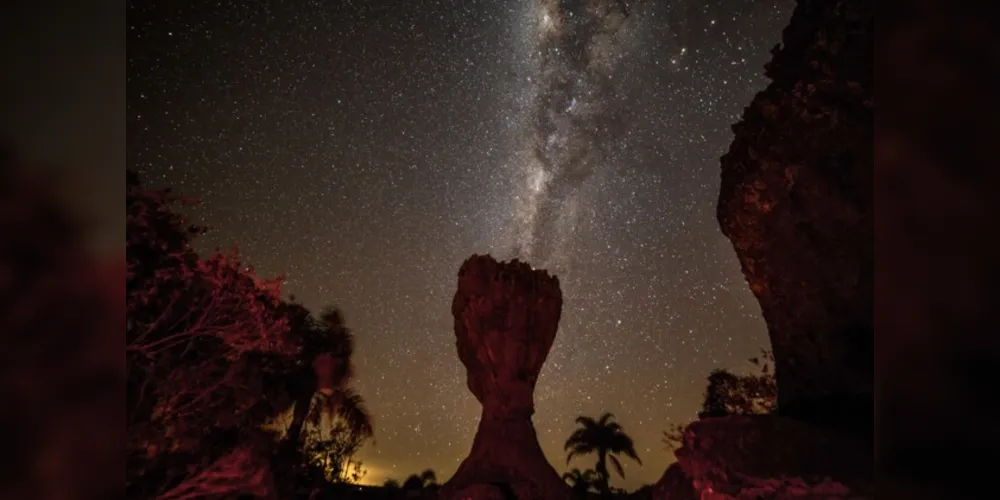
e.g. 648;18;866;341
716;0;874;436
672;416;870;499
439;254;570;500
656;0;873;497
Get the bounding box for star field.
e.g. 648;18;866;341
128;0;792;489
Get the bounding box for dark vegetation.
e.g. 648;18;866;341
381;469;439;497
697;350;777;420
663;351;778;453
126;171;373;498
123;169;778;499
564;413;641;496
122;0;874;495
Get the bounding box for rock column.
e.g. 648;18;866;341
439;255;570;500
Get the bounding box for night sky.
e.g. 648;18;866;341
128;0;792;489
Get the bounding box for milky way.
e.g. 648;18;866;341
512;0;635;273
128;0;793;488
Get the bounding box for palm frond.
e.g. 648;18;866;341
574;415;598;429
305;392;326;427
609;454;625;479
598;412;616;425
624;446;642;465
564;429;588;450
332;387;374;439
612;434;641;464
566;444;592;464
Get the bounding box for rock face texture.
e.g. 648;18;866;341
672;416;871;499
716;0;874;437
653;1;873;498
439;255;570;500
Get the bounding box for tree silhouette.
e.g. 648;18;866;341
663;350;779;452
564;412;642;494
402;469;438;491
698;349;777;419
269;304;374;496
562;468;597;496
699;369;743;418
126;171;296;498
278;307;373;455
298;424;367;484
661;423;686;452
125;172;374;498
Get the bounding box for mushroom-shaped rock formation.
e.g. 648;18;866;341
439;254;570;500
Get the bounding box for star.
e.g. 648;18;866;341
127;0;793;489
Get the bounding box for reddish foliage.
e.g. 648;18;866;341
125;172;373;498
126;172;297;497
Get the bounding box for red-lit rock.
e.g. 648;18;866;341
666;416;870;499
439;254;571;500
650;463;696;500
650;0;875;497
717;0;874;437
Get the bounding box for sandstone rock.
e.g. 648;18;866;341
438;255;570;500
666;416;870;499
650;1;876;497
650;463;695;500
716;0;874;438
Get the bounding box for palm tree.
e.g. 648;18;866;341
564;412;642;494
281;306;373;454
562;468;597;496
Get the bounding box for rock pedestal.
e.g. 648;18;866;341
438;255;570;500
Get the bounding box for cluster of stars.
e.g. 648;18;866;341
128;0;792;490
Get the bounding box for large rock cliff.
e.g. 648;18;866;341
655;1;873;498
717;0;873;437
